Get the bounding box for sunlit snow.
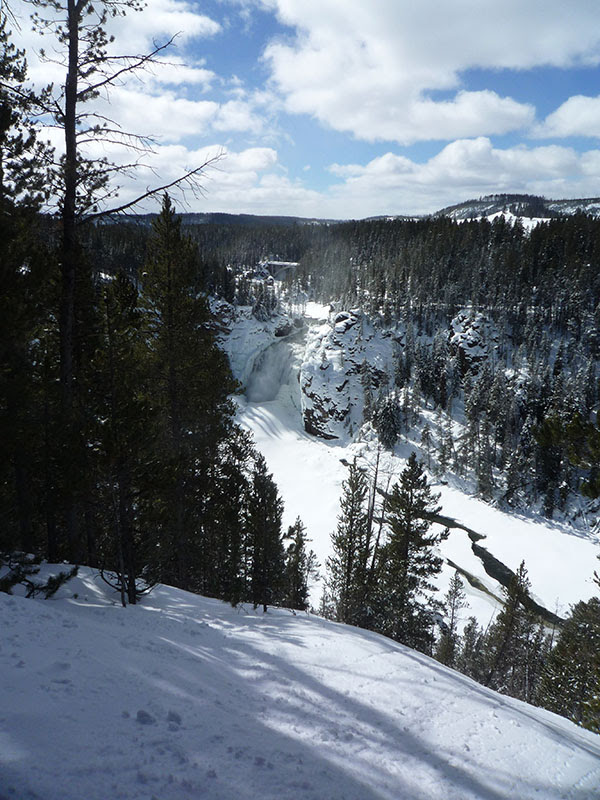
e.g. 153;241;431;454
1;568;599;800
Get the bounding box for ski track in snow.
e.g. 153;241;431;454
1;569;600;800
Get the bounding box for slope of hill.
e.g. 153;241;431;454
1;566;599;800
434;193;600;221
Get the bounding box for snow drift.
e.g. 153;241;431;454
1;567;599;800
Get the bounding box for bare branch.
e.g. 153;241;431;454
83;151;225;221
77;36;177;100
0;79;63;121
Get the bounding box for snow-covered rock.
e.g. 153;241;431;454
449;309;499;374
211;299;302;390
299;309;397;440
218;300;399;442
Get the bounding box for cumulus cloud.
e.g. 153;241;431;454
105;0;222;51
12;0;270;150
147;58;216;88
106;137;600;220
326;139;597;217
535;96;600;139
91;88;267;142
13;0;600;218
103;143;322;216
253;0;600;143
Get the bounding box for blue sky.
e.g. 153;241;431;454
13;0;600;217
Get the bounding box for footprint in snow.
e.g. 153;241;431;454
136;709;156;725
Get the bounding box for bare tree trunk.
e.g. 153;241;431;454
59;0;83;564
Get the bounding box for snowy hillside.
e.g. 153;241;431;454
435;193;600;222
222;302;600;625
2;567;600;800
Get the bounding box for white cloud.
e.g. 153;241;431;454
103;143;320;216
112;137;600;220
13;0;600;219
32;124;600;220
99;88;220;141
535;95;600;139
213;100;266;134
13;0;270;148
13;0;221;70
105;0;222;51
252;0;600;143
89;86;268;143
325;139;596;217
147;57;216;88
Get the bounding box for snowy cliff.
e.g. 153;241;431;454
215;301;398;442
221;298;600;631
300;309;397;440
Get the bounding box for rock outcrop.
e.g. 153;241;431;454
449;309;499;374
299;309;397;440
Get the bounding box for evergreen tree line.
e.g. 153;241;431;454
1;10;321;610
324;455;600;733
361;322;600;520
94;211;600;351
2;184;317;608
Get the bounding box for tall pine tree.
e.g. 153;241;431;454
378;453;448;651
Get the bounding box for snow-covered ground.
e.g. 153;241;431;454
233;302;600;624
2;567;599;800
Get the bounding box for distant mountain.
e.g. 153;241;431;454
102;194;600;228
435;193;600;221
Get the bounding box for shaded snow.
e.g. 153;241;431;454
1;568;599;800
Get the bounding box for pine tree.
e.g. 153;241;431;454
325;459;370;625
374;392;401;450
420;422;433;470
246;454;285;612
142;195;239;591
537;597;600;731
379;453;448;651
283;517;319;611
439;414;455;477
201;428;254;605
0;17;53;212
23;0;218;563
0;19;55;557
456;616;486;682
361;361;374;423
91;274;154;604
483;561;544;700
436;571;468;668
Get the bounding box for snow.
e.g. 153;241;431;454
233;302;600;625
2;567;599;800
236;395;347;581
437;485;600;617
467;210;549;231
3;301;600;799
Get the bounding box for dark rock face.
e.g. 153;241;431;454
299;309;396;441
274;318;304;337
449;309;499;374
